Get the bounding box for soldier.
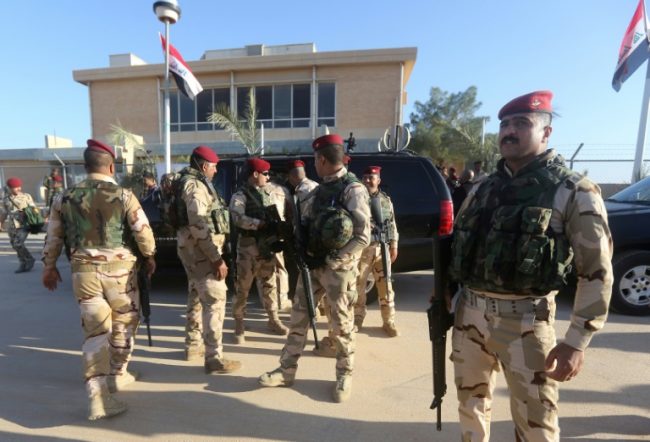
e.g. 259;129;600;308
258;133;371;403
41;139;156;420
2;177;37;273
354;165;399;336
448;91;613;440
286;159;318;204
139;171;162;223
230;158;292;343
175;146;241;374
43;168;62;208
48;174;64;210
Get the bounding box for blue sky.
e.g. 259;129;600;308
1;1;646;182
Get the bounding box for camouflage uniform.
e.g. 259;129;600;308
449;150;613;441
41;173;156;401
175;166;231;364
2;192;36;271
230;181;292;333
294;177;318;205
263;167;370;394
354;189;399;331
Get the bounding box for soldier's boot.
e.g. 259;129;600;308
24;257;35;272
14;262;26;274
267;316;289;335
313;337;337;358
107;370;140;393
185;344;205;362
353;316;364;332
258;367;295;387
204;358;242;374
332;375;353;403
382;321;399;337
234;318;245;344
88;389;128;421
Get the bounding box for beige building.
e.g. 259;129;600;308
73;43;417;153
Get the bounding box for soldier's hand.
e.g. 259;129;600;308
42;267;62;291
545;342;584;382
389;246;398;263
212;258;228;281
145;256;156;279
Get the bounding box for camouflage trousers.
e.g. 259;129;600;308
233;239;278;320
354;243;395;324
177;243;227;362
451;289;559;442
8;227;33;265
71;261;139;397
279;260;358;378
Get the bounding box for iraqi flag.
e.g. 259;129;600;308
613;0;650;91
160;34;203;100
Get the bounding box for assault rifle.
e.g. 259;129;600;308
427;232;454;430
266;203;320;349
137;260;153;347
369;195;391;295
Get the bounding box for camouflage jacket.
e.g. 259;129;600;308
368;189;399;248
302;167;371;266
454;150;613;351
177;168;226;263
230;181;292;231
41;173;156;268
294;177;318;206
2;192;35;231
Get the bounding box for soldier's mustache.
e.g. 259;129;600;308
501;136;519;145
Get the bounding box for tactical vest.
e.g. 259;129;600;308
60;180;129;252
174;168;230;235
370;190;395;243
449;155;575;296
307;172;358;257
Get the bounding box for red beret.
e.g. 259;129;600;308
312;134;344;151
53;175;63;183
86;139;116;159
363;166;381;176
192;145;220;163
6;177;22;188
343;154;351;165
248;157;271;173
287;159;305;170
498;90;553;120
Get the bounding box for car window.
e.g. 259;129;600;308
609;177;650;203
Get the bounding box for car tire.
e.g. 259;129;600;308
611;250;650;316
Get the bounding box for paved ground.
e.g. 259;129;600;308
0;232;649;441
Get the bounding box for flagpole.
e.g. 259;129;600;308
632;58;650;182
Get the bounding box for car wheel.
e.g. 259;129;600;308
611;250;650;316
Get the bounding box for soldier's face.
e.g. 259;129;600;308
254;171;270;187
363;174;380;193
498;113;551;166
10;186;21;195
203;162;217;180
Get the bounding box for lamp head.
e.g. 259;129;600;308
153;0;181;24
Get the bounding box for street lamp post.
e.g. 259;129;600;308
153;1;181;174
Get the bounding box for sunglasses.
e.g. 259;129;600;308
261;171;270;176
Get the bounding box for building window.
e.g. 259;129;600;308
318;82;335;127
168;82;334;132
170;87;230;132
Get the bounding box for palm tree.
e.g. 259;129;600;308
208;88;261;155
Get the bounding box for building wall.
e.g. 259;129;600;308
86;62;402;146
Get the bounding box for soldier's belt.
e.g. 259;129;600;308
71;261;135;273
463;288;545;315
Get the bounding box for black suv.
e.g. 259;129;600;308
148;150;453;301
604;177;650;316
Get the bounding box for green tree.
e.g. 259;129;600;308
108;124;157;194
208;88;262;155
409;86;498;171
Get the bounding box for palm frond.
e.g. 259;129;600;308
208;89;261;155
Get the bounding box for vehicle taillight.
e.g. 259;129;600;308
439;199;453;236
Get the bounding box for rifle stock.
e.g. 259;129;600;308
428;232;454;430
369;195;392;295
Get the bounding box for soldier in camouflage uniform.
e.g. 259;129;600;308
2;177;37;273
449;91;613;441
48;175;64;211
354;165;399;336
175;146;241;374
259;133;371;403
43;168;62;209
230;157;292;343
41;139;157;421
